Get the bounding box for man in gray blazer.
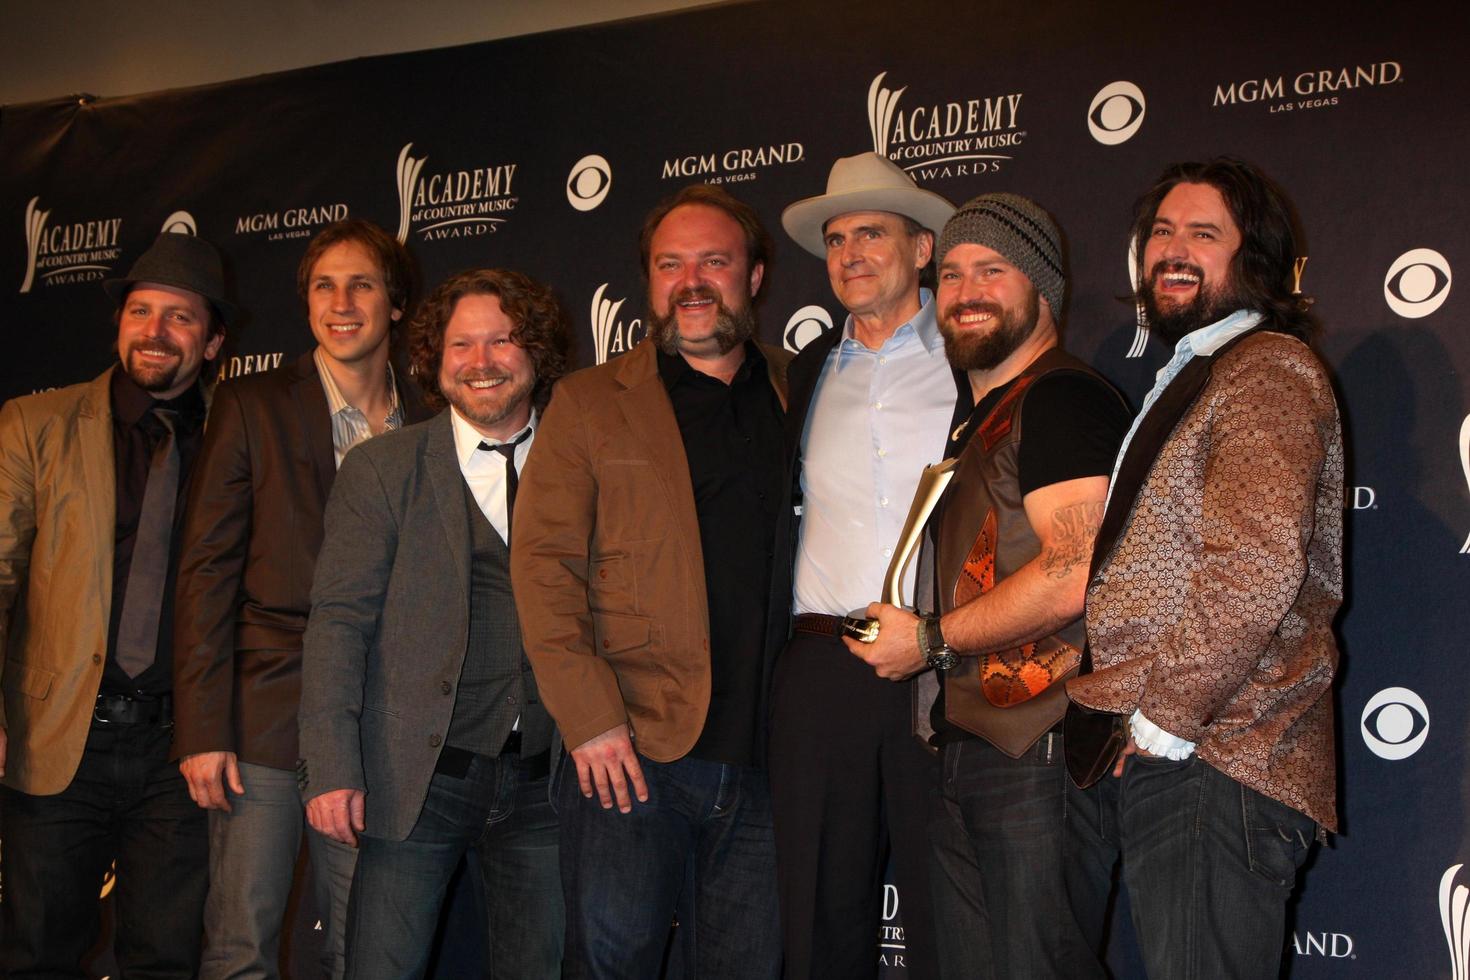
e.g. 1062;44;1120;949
298;268;571;979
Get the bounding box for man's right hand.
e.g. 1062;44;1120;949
306;788;367;846
571;723;648;814
180;750;244;812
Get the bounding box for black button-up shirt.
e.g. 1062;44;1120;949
104;369;207;697
658;343;784;767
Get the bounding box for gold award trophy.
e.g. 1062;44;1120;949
842;457;958;642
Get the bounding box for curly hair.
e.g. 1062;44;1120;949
408;268;571;413
1130;157;1316;338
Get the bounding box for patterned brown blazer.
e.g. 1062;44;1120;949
1068;329;1343;830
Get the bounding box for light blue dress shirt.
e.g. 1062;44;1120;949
793;290;959;616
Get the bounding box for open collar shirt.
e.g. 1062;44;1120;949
793;289;958;615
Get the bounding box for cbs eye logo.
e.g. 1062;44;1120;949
784;305;833;353
1088;81;1146;145
1360;686;1429;760
567;154;612;212
1384;248;1451;318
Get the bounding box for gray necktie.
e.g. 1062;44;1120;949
114;407;180;679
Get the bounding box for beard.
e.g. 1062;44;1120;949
939;290;1039;373
647;285;755;357
1142;260;1244;345
444;369;535;430
122;337;187;392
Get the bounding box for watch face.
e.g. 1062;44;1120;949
929;649;959;671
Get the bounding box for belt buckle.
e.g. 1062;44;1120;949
841;615;880;644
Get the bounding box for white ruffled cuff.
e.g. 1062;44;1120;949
1130;710;1196;760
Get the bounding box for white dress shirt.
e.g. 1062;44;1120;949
793;290;958;615
450;406;535;543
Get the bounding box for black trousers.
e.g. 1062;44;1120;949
768;631;940;980
0;720;208;979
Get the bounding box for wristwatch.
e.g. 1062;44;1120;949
918;615;959;671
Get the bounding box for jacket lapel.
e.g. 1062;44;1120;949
78;371;117;617
289;352;338;504
612;342;704;596
424;412;472;599
1089;328;1272;582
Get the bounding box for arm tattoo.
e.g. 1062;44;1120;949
1039;501;1104;579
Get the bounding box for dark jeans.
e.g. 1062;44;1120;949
344;752;562;980
0;720;208;980
557;752;780;980
1064;753;1317;979
768;631;940;980
929;733;1103;980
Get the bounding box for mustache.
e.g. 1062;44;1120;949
670;285;722;305
129;337;183;357
1148;259;1205;281
942;300;1004;324
454;371;510;384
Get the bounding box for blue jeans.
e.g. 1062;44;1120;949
200;760;357;980
928;734;1103;980
0;720;208;979
344;752;562;980
556;753;780;980
1064;753;1317;979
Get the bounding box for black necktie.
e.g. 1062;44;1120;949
478;428;531;537
115;407;180;678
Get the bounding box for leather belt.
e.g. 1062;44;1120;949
793;613;846;638
93;693;173;726
434;731;551;781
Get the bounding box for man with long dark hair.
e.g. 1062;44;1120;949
1064;158;1343;978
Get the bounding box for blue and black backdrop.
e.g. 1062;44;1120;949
1;0;1467;976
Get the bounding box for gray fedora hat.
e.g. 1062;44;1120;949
782;152;956;258
104;232;239;324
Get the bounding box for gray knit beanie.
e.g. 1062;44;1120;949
936;193;1067;316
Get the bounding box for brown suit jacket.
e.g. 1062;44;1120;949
511;339;790;759
172;351;430;769
1068;330;1342;830
0;371;122;794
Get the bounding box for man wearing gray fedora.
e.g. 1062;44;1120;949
770;152;960;979
0;231;232;977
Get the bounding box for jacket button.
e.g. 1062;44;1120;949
429;734;442;747
441;681;452;695
598;569;608;580
506;696;517;705
602;639;610;649
92;654;102;665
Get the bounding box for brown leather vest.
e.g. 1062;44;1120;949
933;347;1119;758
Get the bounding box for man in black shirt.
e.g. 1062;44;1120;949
846;194;1130;978
0;232;233;977
513;184;789;978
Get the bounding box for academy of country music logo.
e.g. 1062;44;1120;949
567;154;612;211
1087;81;1146;145
1460;415;1470;554
393;142;518;244
1443;864;1470;980
1360;686;1429;760
879;884;908;969
161;211;197;235
218;350;285;381
867;71;1024;180
1434;863;1470;980
18;196;123;292
1384;248;1451;319
1213;60;1402;114
590;283;645;365
784;304;832;354
235;202;348;241
660;142;805;186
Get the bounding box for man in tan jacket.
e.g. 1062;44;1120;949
512;185;789;978
1065;158;1343;979
0;233;231;977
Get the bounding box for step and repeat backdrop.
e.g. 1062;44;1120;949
1;0;1467;976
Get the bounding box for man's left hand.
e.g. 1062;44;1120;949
843;602;926;680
